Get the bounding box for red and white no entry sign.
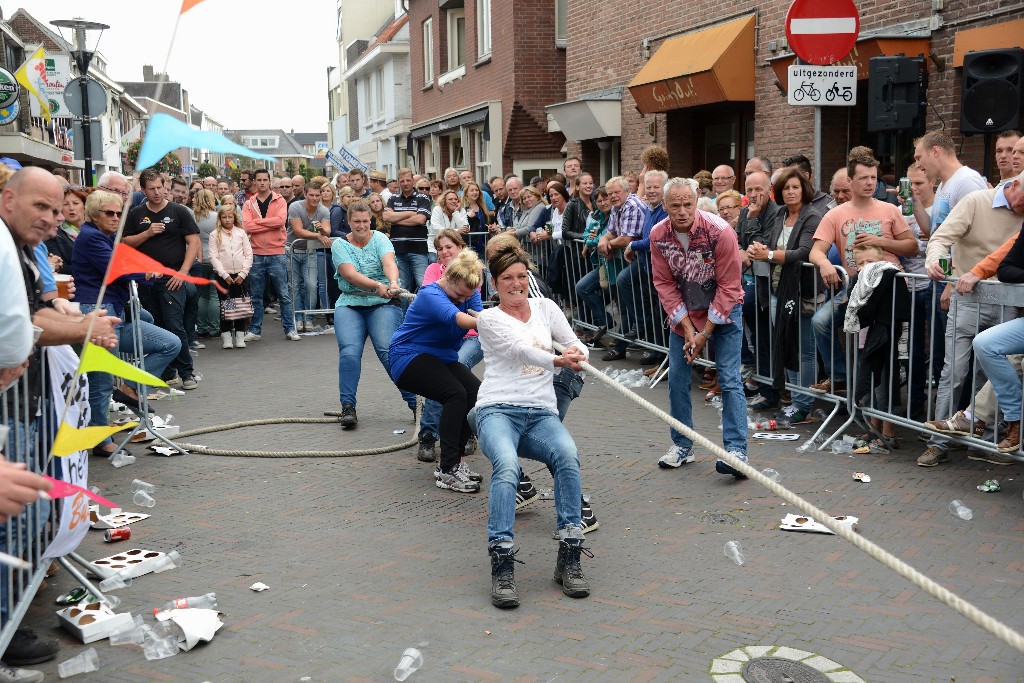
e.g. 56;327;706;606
785;0;860;66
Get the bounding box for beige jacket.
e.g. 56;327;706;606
209;227;253;279
925;188;1023;277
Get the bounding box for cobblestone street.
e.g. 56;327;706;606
21;331;1024;682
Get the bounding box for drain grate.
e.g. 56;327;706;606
742;657;832;683
701;512;740;525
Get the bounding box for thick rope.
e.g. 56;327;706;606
558;343;1024;653
172;413;418;457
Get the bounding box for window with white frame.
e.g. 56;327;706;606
555;0;567;46
473;127;489;179
476;0;492;60
449;134;464;168
422;18;434;85
447;9;466;71
421;137;436;175
374;67;385;121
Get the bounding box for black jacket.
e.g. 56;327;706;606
45;226;76;274
769;205;823;384
997;228;1024;283
737;200;782;309
853;269;911;401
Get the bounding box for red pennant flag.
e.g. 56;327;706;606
180;0;207;13
107;243;227;294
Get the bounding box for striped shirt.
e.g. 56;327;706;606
386;191;432;255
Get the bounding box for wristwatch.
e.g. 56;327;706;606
767;250;775;262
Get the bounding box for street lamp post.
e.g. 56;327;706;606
51;18;109;186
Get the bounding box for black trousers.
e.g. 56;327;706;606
396;354;480;471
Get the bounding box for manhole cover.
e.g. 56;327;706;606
742;657;832;683
701;512;739;525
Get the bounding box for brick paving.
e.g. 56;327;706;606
18;328;1024;681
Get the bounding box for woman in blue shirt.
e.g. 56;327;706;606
389;249;484;494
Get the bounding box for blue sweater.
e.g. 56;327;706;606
388;282;482;381
629;204;667;270
71;222;139;314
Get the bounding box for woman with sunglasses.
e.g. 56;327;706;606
71;191;181;458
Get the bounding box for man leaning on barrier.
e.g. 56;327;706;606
919;173;1024;466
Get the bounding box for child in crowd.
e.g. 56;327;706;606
209;204;254;349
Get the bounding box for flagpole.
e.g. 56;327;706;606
49;9;186;465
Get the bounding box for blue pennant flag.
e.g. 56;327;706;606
137;114;276;170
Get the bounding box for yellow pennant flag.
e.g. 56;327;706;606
14;46;50;124
77;343;168;387
52;422;138;457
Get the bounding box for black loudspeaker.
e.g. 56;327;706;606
960;48;1024;134
867;55;927;132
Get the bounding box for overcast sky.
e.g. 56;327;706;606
19;0;338;133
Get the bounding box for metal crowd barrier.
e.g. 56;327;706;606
0;357;59;653
288;238;343;330
855;273;1024;461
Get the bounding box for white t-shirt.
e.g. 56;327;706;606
903;204;933;291
0;221;33;368
476;298;588;414
931;165;987;234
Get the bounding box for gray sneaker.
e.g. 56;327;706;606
917;445;949;467
0;662;43;683
658;445;695;468
455;460;483;482
181;375;199;390
434;466;480;493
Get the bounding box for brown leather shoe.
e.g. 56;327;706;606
997;421;1021;453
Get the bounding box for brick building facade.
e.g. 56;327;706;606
556;1;1024;189
408;0;566;181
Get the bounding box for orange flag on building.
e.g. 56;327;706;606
180;0;207;13
106;243;226;293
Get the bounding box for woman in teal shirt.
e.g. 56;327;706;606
332;200;416;428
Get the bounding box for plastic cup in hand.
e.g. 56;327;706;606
152;550;182;573
98;571;132;591
133;490;155;507
394;647;424;681
761;468;780;483
724;541;744;566
57;647;98;678
131;479;155;493
949;499;973;520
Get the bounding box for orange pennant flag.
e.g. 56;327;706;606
107;243;227;294
180;0;207;13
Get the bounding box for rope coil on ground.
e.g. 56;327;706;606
172;414;419;457
555;343;1024;653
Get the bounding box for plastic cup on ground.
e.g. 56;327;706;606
110;451;135;468
949;499;973;520
98;571;132;591
131;479;155;493
152;550;182;573
724;541;744;566
761;468;780;483
58;647;98;678
133;490;155;507
394;647;423;681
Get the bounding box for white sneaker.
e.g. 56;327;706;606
0;662;43;683
243;332;261;342
286;331;301;341
234;331;246;348
221;332;233;349
658;445;695;468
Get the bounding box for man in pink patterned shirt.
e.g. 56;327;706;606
651;178;748;478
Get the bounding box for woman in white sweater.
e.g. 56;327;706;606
474;240;591;609
209;204;254;349
428;190;468;264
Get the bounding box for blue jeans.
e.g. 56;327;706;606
973;318;1024;422
811;286;847;379
80;303;181;446
184;262;201;344
394;253;429;292
248;254;295;335
769;294;816;413
668;304;746;455
575;268;607;327
138;276;193;378
316;250;331;312
333;303;415;407
477;404;582;546
420;336;483;441
290;249;319;325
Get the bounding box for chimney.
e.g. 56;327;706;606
143;65;155;81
